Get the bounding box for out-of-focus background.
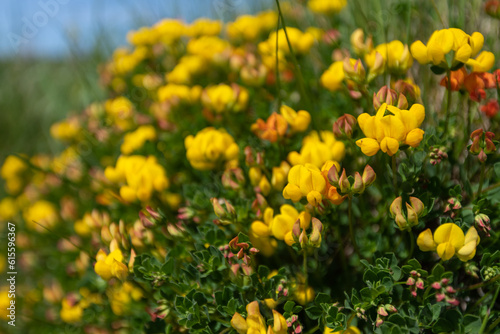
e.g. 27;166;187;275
0;0;273;164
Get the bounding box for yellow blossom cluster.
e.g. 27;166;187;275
121;125;157;155
288;131;345;167
104;155;169;202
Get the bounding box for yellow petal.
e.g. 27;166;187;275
434;223;465;249
251;221;271;237
405;129;424;148
470;32;484;57
231;313;248;334
307;190;323;207
380;137;400;156
356;138;380;156
466;51;495;72
410;40;429;64
357;113;376;138
437;242;456;260
417;228;436;252
454;43;472;63
283;184;302;202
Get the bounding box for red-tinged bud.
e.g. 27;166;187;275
244;146;254;165
373;86;398;110
431;282;441;289
294;325;303;333
229;236;239;251
447;298;459;306
211;198;225;218
390;197;403;217
446;286;456;294
406;277;416;286
385;304;397;313
146;206;161;220
409;197;425;216
471;128;484;140
362;165;376;186
396;93;408;109
310;218;323;247
299;229;308;249
393;80;418;102
256;152;264;165
339;169;350;194
249;247;259;254
478;150;488;163
436;293;446;302
416;278;424;290
139;211;155;228
485;0;500;19
410;270;419;277
352;172;365;193
440;278;450;285
328;164;340;186
237;248;244;259
485;132;496;154
332;114;357;138
224;199;236;216
377;306;388;316
344;58;366;82
475;213;491;236
293;219;301;241
222;168;245;190
375;316;384;327
411;290;417;297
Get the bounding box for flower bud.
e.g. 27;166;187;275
385;304;397;313
299;229;308;249
409;197;425;216
328;164;339;186
351;172;365;194
310;218;323;247
416;278;424;290
485;0;500;18
339;169;350;194
475;213;491;236
361;165;376;186
406;277;416;286
375;316;384;327
377;306;388;317
390;197;402;217
431;282;441;289
396;93;408;109
343;58;366;82
373;86;398;110
332;114;357;138
211;197;226;218
222;168;245;190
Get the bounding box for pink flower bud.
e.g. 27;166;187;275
406;277;415;286
416;278;424;290
431;282;441;289
362;165;376;186
377;306;388;316
436;293;446;302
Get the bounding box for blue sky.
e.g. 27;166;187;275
0;0;273;58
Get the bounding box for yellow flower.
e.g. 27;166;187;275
411;28;484;69
249;208;278;256
121;125;157;155
283;164;326;207
226;11;277;42
157;84;201;104
466;51;496;72
321;161;345;205
185;18;222;37
187;36;230;61
94;248;129;281
288;131;345;167
60;297;83;323
202;84;249;114
321;61;345;91
268;27;316;55
271;204;311;245
185;127;239;170
365;40;413;75
324;326;361;334
308;0;347;15
417;223;480;261
104;96;134;131
271;161;291;191
1;155;28;195
0;197;18;221
356;103;425;156
104;155;169;202
351;28;373;56
50;118;81;142
154;19;185;44
23;200;58;232
280;105;311;133
107;281;142;315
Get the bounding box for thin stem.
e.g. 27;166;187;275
460;274;500;291
303;249;309;303
274;0;311;111
479;284;500;334
348;196;360;257
487;316;500;333
275;13;282;110
431;0;446;28
477;163;486;200
443;71;453;137
392;154;398;195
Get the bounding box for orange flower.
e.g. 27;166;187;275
464;72;495;102
439;68;466;91
251;112;288;142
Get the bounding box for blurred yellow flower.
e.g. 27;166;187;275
308;0;347;15
120;125;157;155
23;200;58;232
365;40;413;75
94;248;129;281
185;127;239;170
60;297;83;323
288;131;345;167
280;105;311;133
1;155;28;195
321;61;346;91
202;84;249;114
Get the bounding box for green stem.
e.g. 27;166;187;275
303;249;309;303
275;13;282;110
461;274;500;291
431;0;446;28
479;284;500;334
477;163;486;200
406;229;415;260
392;154;398;195
443;71;453;137
274;0;311;111
348;196;360;257
487;316;500;333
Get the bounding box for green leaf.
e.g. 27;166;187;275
495;163;500;178
314;292;331;304
463;315;482;334
430;65;447;75
305;306;323;320
284;301;295;312
432;318;453;333
431;263;445;280
258;265;270;279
